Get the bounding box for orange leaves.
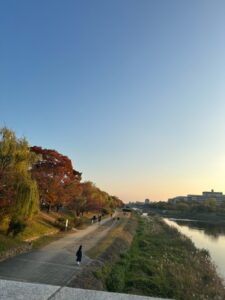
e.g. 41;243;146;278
30;146;123;213
30;146;81;210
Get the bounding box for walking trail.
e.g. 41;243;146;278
0;215;119;286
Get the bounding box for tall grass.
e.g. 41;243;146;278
87;217;132;259
106;216;225;300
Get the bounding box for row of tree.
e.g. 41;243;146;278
147;199;225;213
0;127;123;231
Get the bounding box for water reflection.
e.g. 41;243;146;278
164;218;225;280
169;218;225;239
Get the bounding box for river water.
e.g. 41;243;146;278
163;218;225;281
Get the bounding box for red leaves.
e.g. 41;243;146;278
30;146;81;209
30;146;123;213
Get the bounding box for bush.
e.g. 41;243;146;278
73;217;84;228
7;220;27;236
106;265;125;292
101;208;111;215
57;217;65;223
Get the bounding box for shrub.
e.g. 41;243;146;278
73;217;85;228
7;220;27;236
106;265;125;292
101;208;111;215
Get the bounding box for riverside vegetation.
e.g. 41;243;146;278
85;214;225;300
67;213;137;290
1;127;225;299
144;199;225;224
0;127;122;257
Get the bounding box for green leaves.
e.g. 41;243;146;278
0;127;39;231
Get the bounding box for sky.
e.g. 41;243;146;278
1;0;225;202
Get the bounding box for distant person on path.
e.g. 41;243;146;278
98;215;102;224
76;245;82;265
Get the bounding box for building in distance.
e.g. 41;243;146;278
168;189;225;204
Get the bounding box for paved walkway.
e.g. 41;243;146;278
0;217;116;286
0;279;172;300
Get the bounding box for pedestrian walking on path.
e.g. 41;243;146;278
98;215;102;224
76;245;82;265
91;215;97;224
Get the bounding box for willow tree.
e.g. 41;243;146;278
0;127;39;228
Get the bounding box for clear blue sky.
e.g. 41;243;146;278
1;0;225;202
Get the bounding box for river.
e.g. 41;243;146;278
163;218;225;281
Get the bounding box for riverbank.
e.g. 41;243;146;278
83;214;225;299
149;209;225;224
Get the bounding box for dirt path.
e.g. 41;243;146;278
0;215;120;286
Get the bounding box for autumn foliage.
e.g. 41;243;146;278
30;147;123;214
30;146;82;211
0;127;123;234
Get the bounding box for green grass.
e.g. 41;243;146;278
87;217;130;259
105;216;225;300
0;210;112;256
17;219;58;241
0;212;61;255
0;234;24;253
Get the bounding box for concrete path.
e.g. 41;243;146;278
0;279;172;300
0;217;116;286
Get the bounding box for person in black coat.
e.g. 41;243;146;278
76;245;82;265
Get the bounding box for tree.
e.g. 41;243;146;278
0;127;39;228
81;181;102;211
80;181;123;213
176;202;189;211
110;195;123;209
14;176;39;220
65;181;84;216
30;146;82;211
68;195;86;216
202;199;217;212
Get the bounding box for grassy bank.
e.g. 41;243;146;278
0;210;99;256
104;215;225;300
68;213;138;290
0;235;24;253
87;215;134;259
